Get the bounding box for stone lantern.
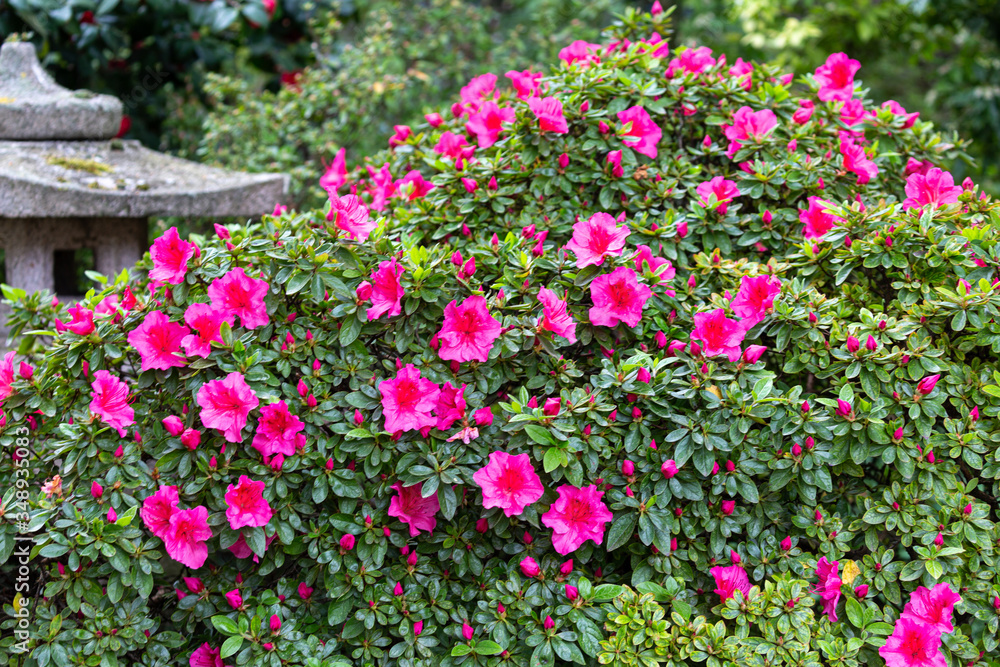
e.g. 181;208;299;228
0;41;287;301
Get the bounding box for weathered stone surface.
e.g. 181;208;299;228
0;42;123;140
0;140;288;218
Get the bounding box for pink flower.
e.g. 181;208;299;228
730;275;782;328
433;131;469;160
208;268;270;329
840;98;867;127
902;168;963;210
150;227;196;284
367;259;405;320
916;374;940;395
59;304;95;335
319;147;347;194
589;267;653;328
182;303;233;358
528;97;569;134
879;617;947;667
140;485;179;538
190;643;225;667
460;73;496;113
729;57;753;89
389;124;412;147
722;106;777;158
634;245;675;283
538;287;577;343
164;505;212;569
558;41;602;67
367;163;396;211
379;364;441;432
691;309;746;362
127;310;188;371
696;177;740;214
90;371;135;436
396;170;435;201
437;296;502;363
799;197;841;239
661;460;678;478
225;475;272;530
814;52;860;102
466;102;515;148
711;565;751;604
225;589;243;609
882;100;919;128
0;352;16;404
434;382;467;431
815;557;843;621
792;100;814;124
541;484;613;555
616;106;662;159
388;481;439;537
840;137;878;185
564;212;630;268
667;46;716;77
197;372;259;443
901;583;962;634
520;555;541;577
328;194;376;241
506;69;543;99
473;451;544;517
252;400;305;458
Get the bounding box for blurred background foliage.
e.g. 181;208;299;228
3;0;1000;203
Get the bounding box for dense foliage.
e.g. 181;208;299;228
3;6;1000;667
195;0;635;207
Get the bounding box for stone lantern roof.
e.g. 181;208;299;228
0;40;287;333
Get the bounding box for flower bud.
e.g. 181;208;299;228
91;481;103;499
846;335;860;353
340;534;355;551
162;415;185;436
356;281;373;302
866;335;878;351
661;459;678;479
916;374;940;395
964;503;973;515
934;532;944;547
854;585;868;597
180;429;201;450
791;443;802;456
743;345;767;364
781;536;791;551
560;559;573;575
462;622;474;641
270;615;281;633
520;556;541;578
225;589;242;609
622;460;635;476
544;616;554;630
394;582;404;596
476;518;488;533
107;507;117;522
721;500;736;516
730;550;741;564
566;584;579;601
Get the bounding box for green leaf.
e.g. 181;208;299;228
451;645;472;657
524;424;557;446
211;615;240;636
474;640;503;656
605;513;637;551
220;635;243;659
592;584;624;601
845;597;865;628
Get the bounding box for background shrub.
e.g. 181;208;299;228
2;6;1000;667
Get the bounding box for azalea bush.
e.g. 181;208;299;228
3;4;1000;667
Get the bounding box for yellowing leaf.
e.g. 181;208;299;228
841;560;860;587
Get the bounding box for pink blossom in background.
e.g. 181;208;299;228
722;106;777;158
839;99;867;127
564;212;630;268
0;352;15;404
149;226;196;284
140;485;179;538
541;484;613;554
506;69;543;99
207;268;270;329
434;382;467;431
225;475;273;530
589;267;652;328
252;400;305;458
197;372;259;443
368;258;406;320
667;46;716;77
710;565;751;603
616;106;662;158
691;309;745;362
840;137;879;185
558;40;602;67
90;370;135;436
730;274;782;328
473;451;544;517
127;310;188;371
799;197;841;239
815;557;843;621
728;57;753;90
460;73;497;113
466;102;515;148
634;245;675;284
901;583;962;633
189;643;225;667
164;505;212;569
882;100;919;128
379;364;440;432
905;158;935;177
328;194;376;241
389;125;412;147
879;617;946;667
902;168;963;210
814;52;860;102
433;131;469;160
537;287;577;343
437;296;502;363
227;531;275;561
319;147;347;194
58;303;95;336
368;163;396;211
388;481;440;537
528;97;569;134
696;177;740;214
182;303;233;358
792;100;814;124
